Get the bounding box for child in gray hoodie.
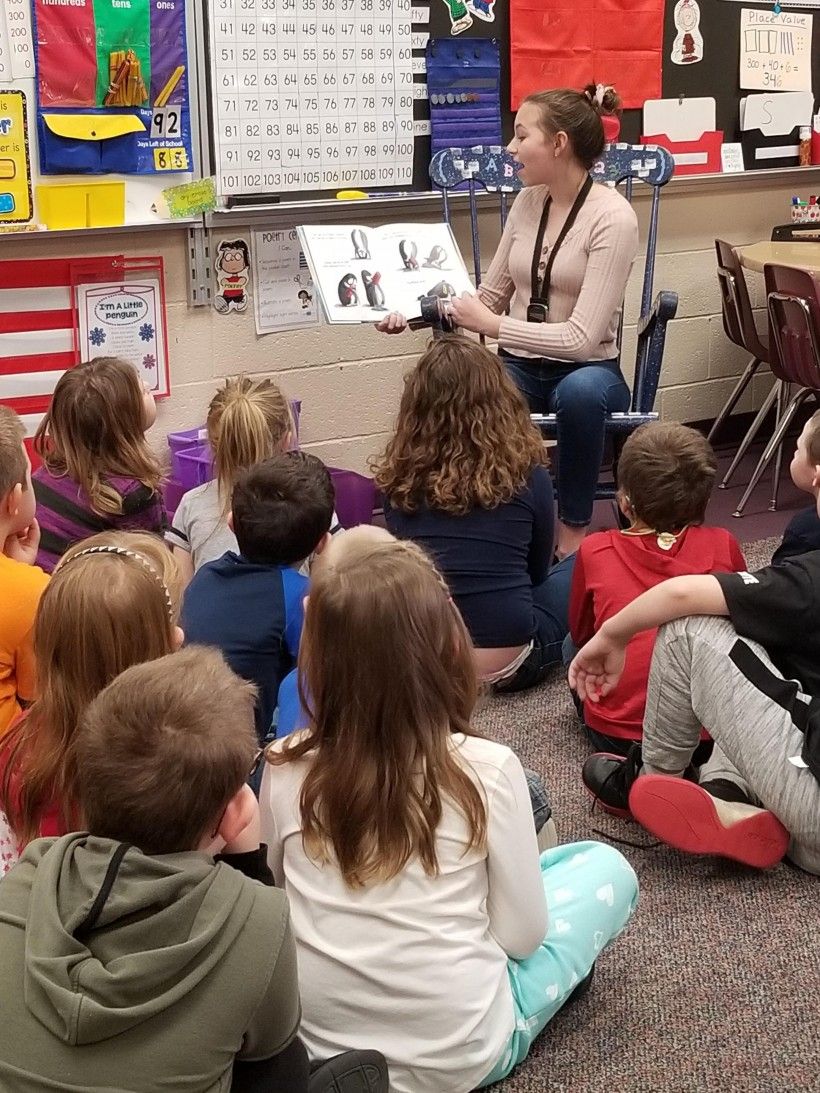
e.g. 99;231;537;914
0;645;386;1093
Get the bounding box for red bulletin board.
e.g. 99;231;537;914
509;0;665;111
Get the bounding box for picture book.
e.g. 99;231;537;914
296;221;473;323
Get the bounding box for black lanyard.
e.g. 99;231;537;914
528;175;593;320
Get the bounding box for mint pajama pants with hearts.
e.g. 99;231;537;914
478;841;639;1087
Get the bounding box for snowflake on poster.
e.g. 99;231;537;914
142;354;156;371
89;327;106;347
139;323;155;342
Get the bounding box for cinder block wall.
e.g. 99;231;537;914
1;174;791;473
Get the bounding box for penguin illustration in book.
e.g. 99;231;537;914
351;229;371;259
338;274;359;307
399;239;419;270
362;271;387;310
423;244;447;269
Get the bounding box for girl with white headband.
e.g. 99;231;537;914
0;532;182;862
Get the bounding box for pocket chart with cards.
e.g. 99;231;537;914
208;0;415;197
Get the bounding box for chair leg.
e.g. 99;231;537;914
718;380;780;490
733;387;808;517
707;356;762;444
768;382;790;512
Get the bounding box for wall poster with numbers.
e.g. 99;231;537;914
208;0;415;197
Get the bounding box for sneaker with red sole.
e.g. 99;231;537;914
628;775;790;869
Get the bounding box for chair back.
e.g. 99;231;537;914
764;263;820;391
429;143;676;413
714;239;769;363
771;223;820;242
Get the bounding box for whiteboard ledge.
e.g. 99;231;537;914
0;216;202;242
204;164;820;226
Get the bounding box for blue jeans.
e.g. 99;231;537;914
496;553;576;693
501;352;630;527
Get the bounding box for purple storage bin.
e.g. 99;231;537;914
163;477;186;520
176;446;215;491
329;468;376;529
166;400;302;487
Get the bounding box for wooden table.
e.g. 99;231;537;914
735;240;820;274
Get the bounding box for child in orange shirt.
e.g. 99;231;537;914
0;407;48;735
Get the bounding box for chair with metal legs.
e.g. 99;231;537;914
710;240;779;495
732;263;820;517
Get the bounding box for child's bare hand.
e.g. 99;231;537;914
568;631;627;703
222;784;261;854
375;312;407;333
4;519;40;566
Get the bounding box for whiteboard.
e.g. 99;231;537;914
206;0;415;198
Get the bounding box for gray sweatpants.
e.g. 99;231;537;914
642;616;820;875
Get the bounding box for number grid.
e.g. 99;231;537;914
210;0;414;195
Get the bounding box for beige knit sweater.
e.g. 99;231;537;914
477;181;639;361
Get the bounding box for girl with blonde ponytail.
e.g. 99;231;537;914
166;376;294;582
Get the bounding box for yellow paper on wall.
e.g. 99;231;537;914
0;89;32;223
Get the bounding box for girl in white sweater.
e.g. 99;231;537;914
260;529;638;1092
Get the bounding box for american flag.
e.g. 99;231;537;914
0;256;121;457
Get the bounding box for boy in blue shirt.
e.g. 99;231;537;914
182;452;334;742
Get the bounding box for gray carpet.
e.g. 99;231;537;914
475;537;819;1093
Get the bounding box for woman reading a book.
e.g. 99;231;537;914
379;86;637;560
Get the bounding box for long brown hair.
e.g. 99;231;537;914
268;532;487;888
0;531;181;847
207;375;293;514
34;357;162;516
373;334;546;516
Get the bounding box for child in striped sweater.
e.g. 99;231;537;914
32;357;165;572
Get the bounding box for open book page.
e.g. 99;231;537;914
297;222;473;323
375;223;474;318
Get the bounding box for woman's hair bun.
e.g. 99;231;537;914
583;83;622;117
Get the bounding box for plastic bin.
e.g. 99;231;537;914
166;399;302;486
164;477;186;520
329;468;376;528
175;446;215;491
167;426;210;483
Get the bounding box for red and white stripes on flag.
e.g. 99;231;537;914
0;256;119;448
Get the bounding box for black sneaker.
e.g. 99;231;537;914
310;1050;389;1093
581;743;642;818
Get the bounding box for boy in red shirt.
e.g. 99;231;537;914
569;422;745;755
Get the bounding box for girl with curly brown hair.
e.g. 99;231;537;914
373;334;573;692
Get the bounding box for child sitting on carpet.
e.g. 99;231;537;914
0;531;182;862
0;644;388;1093
167;375;296;583
260;529;638;1093
374;334;573;692
182;452;334;743
568;423;745;754
0;406;49;736
772;409;820;564
32;357;166;572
